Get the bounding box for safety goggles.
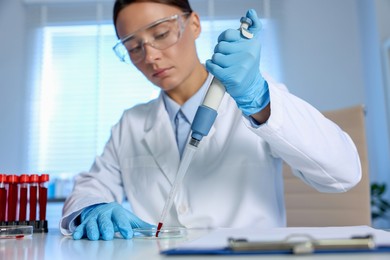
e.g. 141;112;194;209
113;12;190;64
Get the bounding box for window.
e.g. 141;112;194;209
28;24;158;176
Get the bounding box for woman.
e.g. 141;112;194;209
61;0;361;241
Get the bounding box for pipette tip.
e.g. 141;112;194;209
155;222;163;237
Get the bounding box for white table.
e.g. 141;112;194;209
1;228;390;260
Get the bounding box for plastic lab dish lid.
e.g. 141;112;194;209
0;225;33;239
133;227;187;239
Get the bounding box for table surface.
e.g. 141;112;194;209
1;228;390;260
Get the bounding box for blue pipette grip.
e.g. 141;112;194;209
191;105;218;141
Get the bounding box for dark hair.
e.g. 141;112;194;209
113;0;193;37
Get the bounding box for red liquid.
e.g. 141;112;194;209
0;188;6;221
7;183;18;222
39;186;47;220
19;186;28;221
29;185;37;221
156;222;163;237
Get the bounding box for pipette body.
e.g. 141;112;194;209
189;78;225;147
156;16;254;237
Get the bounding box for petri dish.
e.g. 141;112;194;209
0;225;33;239
133;227;187;239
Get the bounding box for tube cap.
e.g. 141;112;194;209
29;174;39;183
0;174;6;183
39;174;49;183
20;174;29;183
7;175;19;184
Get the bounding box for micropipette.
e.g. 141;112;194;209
156;16;254;237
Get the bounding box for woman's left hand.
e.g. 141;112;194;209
206;9;269;116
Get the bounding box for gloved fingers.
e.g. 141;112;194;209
97;211;115;240
207;55;254;87
211;52;253;69
206;58;248;79
206;59;237;82
112;208;133;239
73;223;86;240
80;203;107;222
205;59;223;78
214;40;252;55
217;29;241;43
85;218;100;241
245;9;262;34
207;58;254;94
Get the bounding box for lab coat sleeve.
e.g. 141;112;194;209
60;119;125;235
244;75;362;193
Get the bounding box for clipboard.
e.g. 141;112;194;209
227;234;377;255
160;226;390;256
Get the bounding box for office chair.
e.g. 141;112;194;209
283;105;371;226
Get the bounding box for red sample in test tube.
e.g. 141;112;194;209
38;174;49;221
0;174;7;222
19;174;29;222
7;175;19;222
29;174;39;221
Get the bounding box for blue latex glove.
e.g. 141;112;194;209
206;9;270;116
73;202;155;241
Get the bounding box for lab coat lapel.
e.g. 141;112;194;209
143;95;180;184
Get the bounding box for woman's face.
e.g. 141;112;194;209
115;2;201;93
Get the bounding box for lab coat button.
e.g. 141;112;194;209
178;205;188;214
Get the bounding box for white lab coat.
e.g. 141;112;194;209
60;75;361;235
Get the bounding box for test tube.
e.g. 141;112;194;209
29;174;39;223
38;174;49;232
38;174;49;221
7;174;19;224
0;174;7;223
18;174;29;224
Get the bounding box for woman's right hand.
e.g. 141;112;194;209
73;202;154;240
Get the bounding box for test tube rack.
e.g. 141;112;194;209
0;173;49;233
